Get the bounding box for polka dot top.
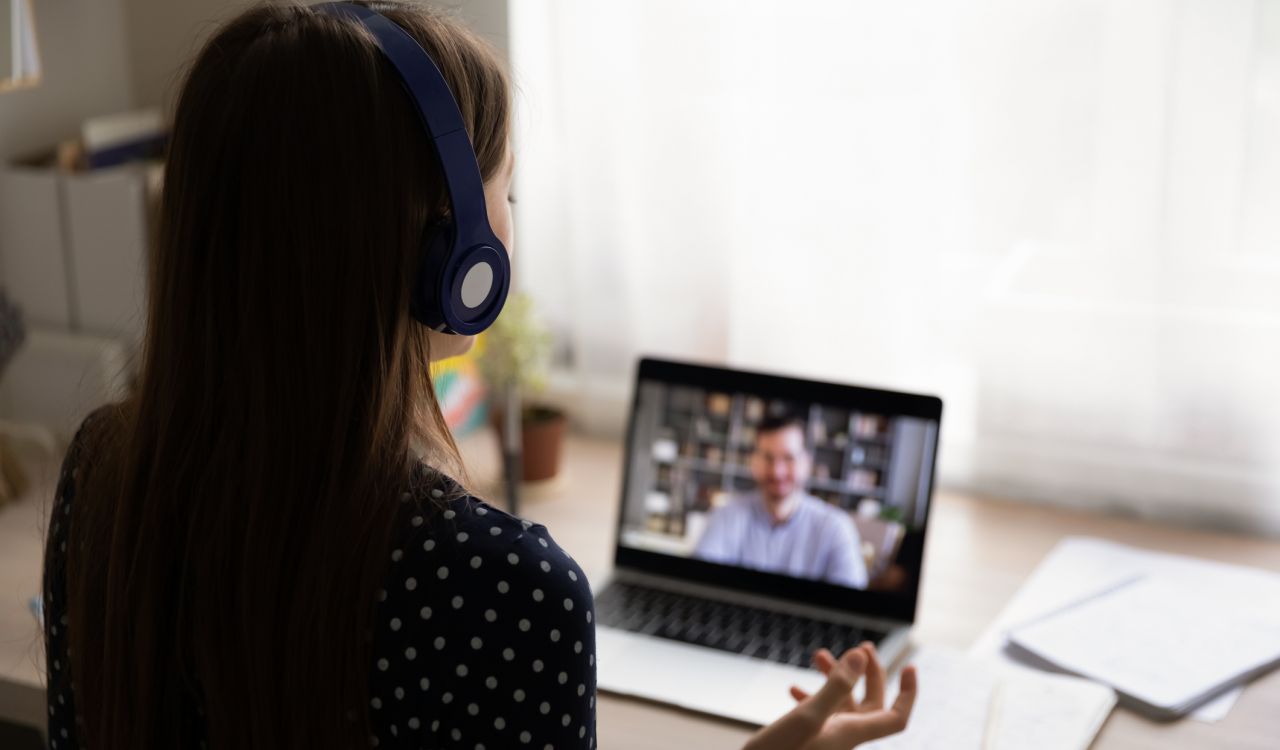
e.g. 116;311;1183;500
43;422;598;750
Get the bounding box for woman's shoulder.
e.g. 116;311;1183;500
368;467;598;747
385;465;593;606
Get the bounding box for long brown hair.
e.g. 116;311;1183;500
53;3;510;747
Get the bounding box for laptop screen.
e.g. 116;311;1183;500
615;358;942;622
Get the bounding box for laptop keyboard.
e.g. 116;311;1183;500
594;581;887;668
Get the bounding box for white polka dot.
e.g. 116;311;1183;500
444;509;456;520
558;672;568;684
432;488;444;498
485;676;498;689
503;648;515;661
390;618;401;631
420;677;431;690
532;589;544;602
490;527;502;536
471;636;484;649
589;654;595;666
497;581;510;594
451;728;462;741
456;664;469;677
471;556;483;569
561;714;571;727
437;566;449;580
457;532;470;543
468;703;480;715
508;553;520;565
371;697;382;709
377;589;388;601
405;647;417;660
539;701;551;715
574;641;583;654
519;618;531;632
432;720;440;731
579;726;586;739
405;577;417;591
408;717;420;730
485;609;497;622
495;717;506;730
540;561;551;572
476;506;488;515
522;520;533;530
421;606;433;620
520;731;532;743
423;539;436;552
390;549;403;562
434;636;446;650
586;611;593;623
390;725;399;738
568;571;578;582
394;686;405;700
563;598;574;611
452;595;465;609
442;692;454;704
532;659;544;672
577;684;586;696
538;538;549;548
550;629;561;642
411;515;424;527
377;658;389;671
513;688;526;702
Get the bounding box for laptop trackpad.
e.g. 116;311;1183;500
596;626;825;726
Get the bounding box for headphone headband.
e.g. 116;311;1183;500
315;2;510;334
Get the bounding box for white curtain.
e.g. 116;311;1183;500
509;0;1280;530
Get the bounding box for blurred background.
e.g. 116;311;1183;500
1;0;1278;537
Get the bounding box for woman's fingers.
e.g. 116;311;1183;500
789;685;810;702
812;648;837;675
801;654;862;719
858;642;886;711
831;665;919;746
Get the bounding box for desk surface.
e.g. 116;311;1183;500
2;432;1279;748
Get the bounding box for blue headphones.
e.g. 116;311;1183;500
317;2;510;335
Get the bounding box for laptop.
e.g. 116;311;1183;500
593;357;943;725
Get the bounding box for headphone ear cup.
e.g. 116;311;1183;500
412;220;457;330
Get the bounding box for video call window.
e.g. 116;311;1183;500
621;380;938;593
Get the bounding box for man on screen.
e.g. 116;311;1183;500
693;415;869;588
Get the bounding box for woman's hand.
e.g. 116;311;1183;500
743;642;917;750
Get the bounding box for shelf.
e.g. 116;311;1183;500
807;478;886;496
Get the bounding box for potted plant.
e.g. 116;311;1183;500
477;292;567;483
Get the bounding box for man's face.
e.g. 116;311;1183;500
750;425;812;502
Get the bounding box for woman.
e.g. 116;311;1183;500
42;3;916;748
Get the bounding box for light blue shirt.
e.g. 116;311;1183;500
693;491;869;589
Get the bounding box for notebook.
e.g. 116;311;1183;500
859;647;1113;750
1006;575;1280;719
969;536;1279;723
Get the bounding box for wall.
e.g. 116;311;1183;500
0;1;510;158
0;0;135;160
120;0;510;112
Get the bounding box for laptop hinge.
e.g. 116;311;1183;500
607;568;909;635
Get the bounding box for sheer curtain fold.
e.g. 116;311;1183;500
510;0;1280;529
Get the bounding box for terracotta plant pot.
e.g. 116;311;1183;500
493;405;568;482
